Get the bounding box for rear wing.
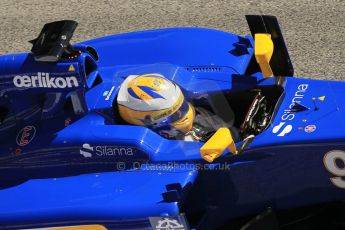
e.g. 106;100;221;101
30;20;80;62
245;15;294;77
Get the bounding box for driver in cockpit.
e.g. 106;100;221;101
117;73;239;142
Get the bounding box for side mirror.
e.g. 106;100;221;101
200;128;238;163
255;33;274;78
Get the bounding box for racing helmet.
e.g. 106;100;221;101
117;73;195;135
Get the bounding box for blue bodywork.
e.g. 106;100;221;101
0;21;344;230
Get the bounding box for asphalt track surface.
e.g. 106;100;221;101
0;0;343;80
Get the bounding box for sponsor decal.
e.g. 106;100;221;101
80;143;135;158
16;126;36;146
68;64;76;72
304;124;316;133
317;96;326;101
324;150;345;189
103;86;115;101
312;95;326;110
272;122;292;137
272;84;309;137
281;84;308;121
13;72;79;88
150;216;189;230
80;143;93;158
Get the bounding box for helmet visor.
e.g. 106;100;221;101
156;99;190;127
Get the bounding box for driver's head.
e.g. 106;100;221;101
117;73;195;136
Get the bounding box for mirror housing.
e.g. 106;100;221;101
200;128;238;163
255;33;274;78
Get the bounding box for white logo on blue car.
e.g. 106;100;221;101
80;143;135;158
272;122;292;137
281;84;308;121
80;143;93;157
324;150;345;189
155;218;185;230
272;84;309;137
13;72;79;88
104;86;115;101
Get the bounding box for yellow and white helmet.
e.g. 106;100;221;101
117;73;195;136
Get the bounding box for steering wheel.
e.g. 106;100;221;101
240;92;270;137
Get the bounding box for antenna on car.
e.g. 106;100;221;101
30;20;80;62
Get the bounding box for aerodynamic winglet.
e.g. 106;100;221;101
30;20;80;62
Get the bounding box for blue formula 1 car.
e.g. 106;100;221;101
0;15;344;230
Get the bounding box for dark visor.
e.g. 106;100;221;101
152;99;189;128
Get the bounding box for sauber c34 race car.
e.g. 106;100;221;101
0;15;344;230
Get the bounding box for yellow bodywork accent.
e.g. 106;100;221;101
68;64;76;72
41;225;108;230
200;128;237;163
255;33;274;78
318;96;326;101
